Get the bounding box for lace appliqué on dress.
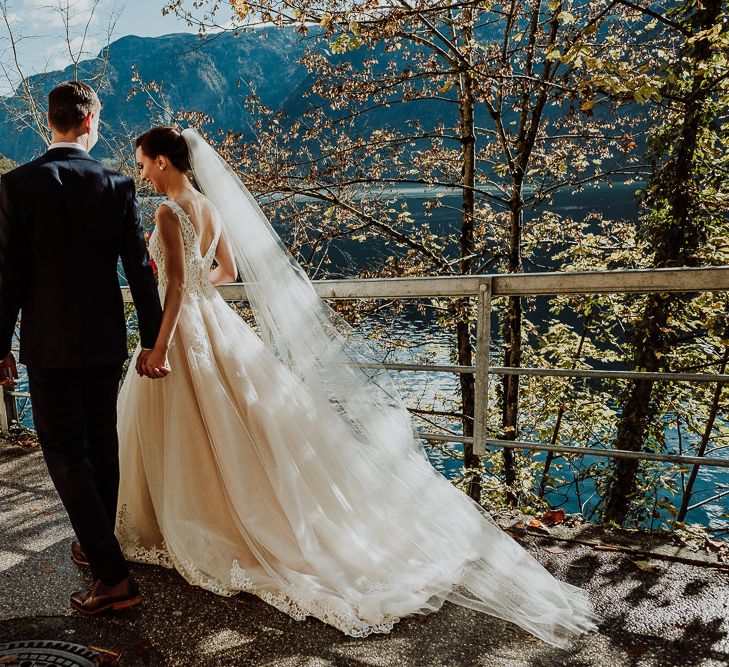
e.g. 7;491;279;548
230;560;401;637
117;503;236;597
116;503;175;569
149;200;220;302
118;501;399;636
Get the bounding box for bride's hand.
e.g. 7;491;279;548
142;347;171;379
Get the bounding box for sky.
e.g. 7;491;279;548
0;0;212;94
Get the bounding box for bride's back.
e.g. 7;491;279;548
169;194;219;258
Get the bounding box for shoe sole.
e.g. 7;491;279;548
71;554;90;567
70;594;142;616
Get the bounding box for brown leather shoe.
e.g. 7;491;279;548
71;540;89;567
70;576;142;616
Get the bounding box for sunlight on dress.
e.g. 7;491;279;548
116;199;600;647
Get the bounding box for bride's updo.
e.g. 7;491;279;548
135;126;190;172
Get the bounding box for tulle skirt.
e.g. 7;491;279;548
116;289;600;646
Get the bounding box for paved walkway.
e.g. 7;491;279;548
1;441;728;666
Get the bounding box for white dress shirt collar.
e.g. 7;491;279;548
47;141;88;153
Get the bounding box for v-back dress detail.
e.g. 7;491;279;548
115;200;600;645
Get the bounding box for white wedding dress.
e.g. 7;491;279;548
115;198;600;647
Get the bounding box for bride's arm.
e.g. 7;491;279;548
143;205;186;378
209;230;237;286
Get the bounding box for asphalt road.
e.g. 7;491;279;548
2;443;728;666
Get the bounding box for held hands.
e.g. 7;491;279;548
136;347;171;379
0;353;18;386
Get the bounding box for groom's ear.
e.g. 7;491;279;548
82;111;95;133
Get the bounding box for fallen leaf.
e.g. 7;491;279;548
526;519;551;534
89;646;121;666
0;656;20;664
626;643;649;656
38;566;56;574
541;509;566;526
630;558;662;574
705;537;725;552
545;545;568;554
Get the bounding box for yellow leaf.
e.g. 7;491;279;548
558;10;576;24
631;559;662;574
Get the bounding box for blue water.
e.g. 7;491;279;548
363;310;728;530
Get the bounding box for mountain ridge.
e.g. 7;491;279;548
0;27;313;162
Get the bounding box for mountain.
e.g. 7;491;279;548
0;25;646;165
0;28;313;162
0;25;500;163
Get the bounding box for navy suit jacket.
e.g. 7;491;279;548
0;146;162;368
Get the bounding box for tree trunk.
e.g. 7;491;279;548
604;0;720;525
539;314;591;497
604;294;668;522
676;344;729;522
501;182;523;506
455;7;481;502
496;0;559;508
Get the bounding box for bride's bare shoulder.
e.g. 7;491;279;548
155;201;180;222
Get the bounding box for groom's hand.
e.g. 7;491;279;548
0;353;18;386
135;349;151;377
141;347;171;379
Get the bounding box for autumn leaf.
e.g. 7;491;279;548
541;509;566;526
705;537;725;552
626;643;650;656
526;519;552;534
558;10;576;24
89;646;122;666
630;559;662;574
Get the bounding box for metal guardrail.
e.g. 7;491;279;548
123;266;729;465
7;267;729;472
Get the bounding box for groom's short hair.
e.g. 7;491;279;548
48;81;101;133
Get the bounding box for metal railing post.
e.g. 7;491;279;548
0;385;9;434
473;279;492;456
0;362;20;434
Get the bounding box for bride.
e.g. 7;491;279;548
115;125;600;647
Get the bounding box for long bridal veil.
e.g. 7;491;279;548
182;128;418;460
180;128;600;647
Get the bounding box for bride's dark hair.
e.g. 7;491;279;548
135;126;190;172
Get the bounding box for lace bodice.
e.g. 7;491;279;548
149;199;220;300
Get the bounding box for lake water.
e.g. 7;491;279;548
356;308;728;531
10;182;727;529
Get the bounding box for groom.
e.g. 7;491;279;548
0;81;163;613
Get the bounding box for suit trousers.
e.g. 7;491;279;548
28;363;128;586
